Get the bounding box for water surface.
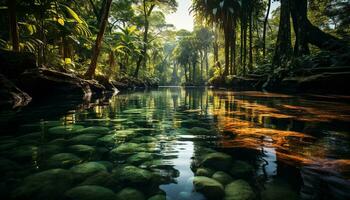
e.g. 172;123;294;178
0;87;349;200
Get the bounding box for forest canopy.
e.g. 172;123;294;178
0;0;349;87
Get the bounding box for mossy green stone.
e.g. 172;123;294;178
70;162;107;176
76;126;110;135
13;169;74;200
195;168;215;177
65;185;116;200
200;152;232;171
97;134;116;147
212;171;233;185
69;134;101;145
110;143;145;157
224;180;255;200
48;125;84;136
69;145;96;156
116;187;145;200
193;176;225;200
116;165;153;185
46;153;81;168
148;194;166;200
127;152;154;165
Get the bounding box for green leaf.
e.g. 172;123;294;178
62;5;83;23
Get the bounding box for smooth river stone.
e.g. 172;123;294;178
12;169;74;200
193;176;225;200
65;185;117;200
224;179;255;200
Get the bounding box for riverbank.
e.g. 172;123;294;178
0;50;158;108
209;51;350;94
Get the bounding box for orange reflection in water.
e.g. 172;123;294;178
212;92;350;176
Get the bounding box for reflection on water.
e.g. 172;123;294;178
0;87;350;200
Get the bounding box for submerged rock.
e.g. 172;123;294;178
97;134;116;147
68;134;101;145
127;152;154;165
79;172;119;190
230;161;254;178
65;185;116;200
200;152;232;171
193;176;225;200
68;145;96;158
46;153;81;168
148;194;166;200
48;125;84;136
114;165;153;186
6;145;38;162
76;126;110;135
13;169;74;200
70;162;107;177
110;143;145;157
195;168;215;177
212;171;233;186
140;159;173;170
224;179;255;200
116;187;145;200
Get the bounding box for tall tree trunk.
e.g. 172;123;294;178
213;27;221;74
263;0;271;58
230;27;236;75
248;11;253;72
205;48;209;79
192;60;196;83
290;0;309;56
134;2;155;78
223;21;230;77
272;0;292;67
243;22;247;75
8;0;19;52
85;0;113;79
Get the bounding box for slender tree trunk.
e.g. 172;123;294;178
263;0;271;58
134;2;155;78
85;0;113;79
205;48;209;79
243;22;247;75
213;28;221;74
192;60;196;83
223;22;230;77
8;0;19;52
248;11;253;72
272;0;292;67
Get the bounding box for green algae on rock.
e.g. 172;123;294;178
116;187;145;200
65;185;117;200
46;153;81;168
193;176;225;200
70;162;107;177
224;179;255;200
200;152;233;171
13;169;74;200
212;171;234;186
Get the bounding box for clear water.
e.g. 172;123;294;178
0;87;350;200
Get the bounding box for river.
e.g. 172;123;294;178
0;87;349;200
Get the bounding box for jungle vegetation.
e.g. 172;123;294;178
0;0;349;87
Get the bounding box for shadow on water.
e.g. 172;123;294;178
0;87;349;200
